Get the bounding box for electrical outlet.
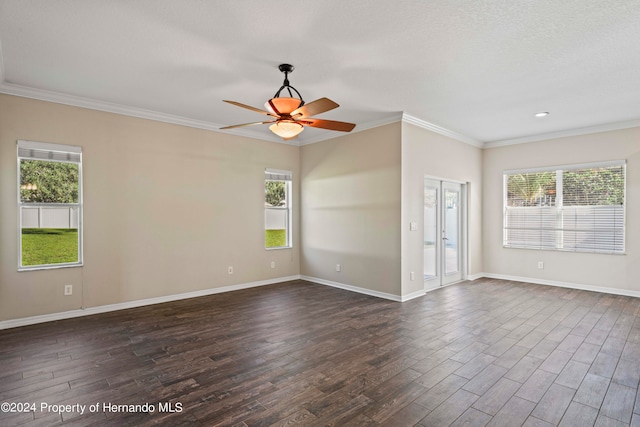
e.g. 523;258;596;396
64;284;73;296
271;261;276;269
336;264;341;272
537;261;544;269
228;266;233;274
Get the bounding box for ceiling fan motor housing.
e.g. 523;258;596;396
278;64;294;73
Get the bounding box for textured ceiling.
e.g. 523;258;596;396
1;0;639;146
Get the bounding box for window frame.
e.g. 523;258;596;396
265;168;292;250
503;160;626;255
17;140;83;271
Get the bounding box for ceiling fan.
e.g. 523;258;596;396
220;64;356;140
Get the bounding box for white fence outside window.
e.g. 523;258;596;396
265;209;287;230
21;206;79;229
504;205;624;253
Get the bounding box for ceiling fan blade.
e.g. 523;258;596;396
220;120;275;130
301;118;356;132
223;100;279;117
291;97;339;118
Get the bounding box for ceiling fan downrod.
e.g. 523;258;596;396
273;64;305;106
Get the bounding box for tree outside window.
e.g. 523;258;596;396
18;141;82;269
265;170;291;249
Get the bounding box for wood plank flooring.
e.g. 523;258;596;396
2;278;640;426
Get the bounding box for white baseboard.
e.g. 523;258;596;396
0;275;302;330
466;273;485;281
0;274;406;330
478;273;640;299
7;272;634;330
401;289;427;302
302;276;470;302
300;275;403;302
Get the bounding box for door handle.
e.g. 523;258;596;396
442;237;448;240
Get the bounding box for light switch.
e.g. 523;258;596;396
410;222;417;231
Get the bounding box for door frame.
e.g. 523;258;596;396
423;175;468;290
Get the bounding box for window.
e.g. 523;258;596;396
503;161;625;254
265;169;292;249
18;140;83;269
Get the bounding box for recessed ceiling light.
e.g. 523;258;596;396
535;112;550;118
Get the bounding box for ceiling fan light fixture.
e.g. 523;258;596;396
221;63;355;138
269;121;304;139
265;97;302;115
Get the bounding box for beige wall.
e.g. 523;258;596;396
300;123;402;297
482;127;640;292
401;122;484;297
0;94;300;321
3;92;637;324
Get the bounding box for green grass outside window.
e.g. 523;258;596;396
265;229;287;248
21;228;78;266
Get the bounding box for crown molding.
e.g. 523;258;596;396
484;119;640;149
0;81;288;144
0;81;406;147
401;113;484;148
0;80;409;147
297;112;404;146
300;112;483;148
4;77;636;150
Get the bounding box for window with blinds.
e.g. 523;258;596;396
265;168;292;249
17;140;83;269
503;161;625;254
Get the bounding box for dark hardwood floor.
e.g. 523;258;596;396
2;278;640;426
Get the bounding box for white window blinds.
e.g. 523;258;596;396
18;140;82;163
265;168;292;181
503;161;625;254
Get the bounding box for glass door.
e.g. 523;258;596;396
424;179;440;290
424;178;464;289
442;181;462;285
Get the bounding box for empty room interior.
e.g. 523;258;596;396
1;1;639;426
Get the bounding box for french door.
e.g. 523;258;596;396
424;178;464;290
